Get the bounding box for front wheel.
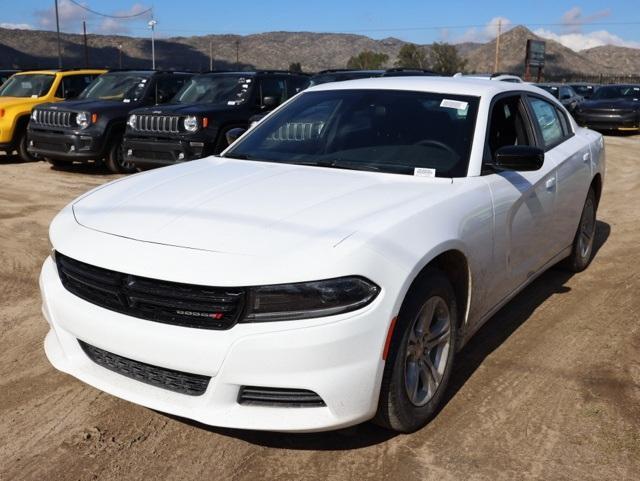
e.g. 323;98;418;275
562;187;597;272
105;135;135;173
374;268;457;433
18;130;35;162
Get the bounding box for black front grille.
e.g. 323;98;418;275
79;340;210;396
135;114;181;133
238;386;326;407
56;252;246;330
33;109;73;128
35;141;67;152
133;149;175;161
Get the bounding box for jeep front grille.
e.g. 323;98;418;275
135;114;181;133
79;340;210;396
33;109;73;128
55;252;246;330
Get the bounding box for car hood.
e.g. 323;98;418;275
580;98;639;110
40;98;141;114
0;96;42;109
72;156;453;256
131;102;242;116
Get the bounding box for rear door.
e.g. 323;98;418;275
483;93;559;297
527;94;592;251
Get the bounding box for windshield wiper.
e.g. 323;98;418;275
291;159;381;172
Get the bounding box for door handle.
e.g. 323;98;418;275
583;152;590;162
545;177;556;190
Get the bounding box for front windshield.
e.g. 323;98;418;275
80;73;149;101
571;85;593;97
173;75;253;104
225;89;479;178
592;85;640;100
537;85;559;98
0;74;54;98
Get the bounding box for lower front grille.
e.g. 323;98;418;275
34;141;67;152
238;386;326;407
79;340;210;396
133;149;175;161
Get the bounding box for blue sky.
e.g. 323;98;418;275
2;0;639;51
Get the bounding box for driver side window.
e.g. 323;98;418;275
484;95;532;171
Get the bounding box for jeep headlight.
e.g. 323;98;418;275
242;276;380;322
127;114;137;129
75;112;90;129
183;115;199;132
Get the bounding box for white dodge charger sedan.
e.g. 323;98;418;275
40;77;604;433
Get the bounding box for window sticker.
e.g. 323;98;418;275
414;167;436;178
440;99;468;110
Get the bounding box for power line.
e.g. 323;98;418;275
67;0;152;19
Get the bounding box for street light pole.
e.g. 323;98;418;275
118;43;123;68
148;19;157;70
54;0;62;68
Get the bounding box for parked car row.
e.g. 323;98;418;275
0;68;637;174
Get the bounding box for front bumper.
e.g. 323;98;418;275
40;256;388;432
27;128;107;161
574;111;640;131
122;136;209;169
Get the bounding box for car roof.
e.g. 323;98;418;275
15;69;106;76
306;75;548;98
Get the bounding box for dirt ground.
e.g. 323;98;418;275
1;135;639;481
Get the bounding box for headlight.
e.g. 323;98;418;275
183;115;199;132
75;112;90;129
242;276;380;322
127;114;137;129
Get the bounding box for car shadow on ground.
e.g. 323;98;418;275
160;221;610;450
0;152;35;164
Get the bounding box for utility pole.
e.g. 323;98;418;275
209;39;213;70
148;19;157;70
55;0;62;68
82;20;89;67
235;39;240;67
118;43;123;68
494;19;502;73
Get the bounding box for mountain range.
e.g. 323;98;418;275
1;25;639;76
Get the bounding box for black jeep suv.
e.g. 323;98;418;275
122;70;309;170
27;70;192;172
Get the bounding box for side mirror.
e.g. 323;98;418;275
561;94;571;100
225;127;247;145
493;145;544;171
262;96;278;108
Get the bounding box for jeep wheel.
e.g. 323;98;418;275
18;131;35;162
374;267;457;433
106;135;135;174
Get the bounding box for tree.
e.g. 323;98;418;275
395;43;429;69
288;62;302;73
346;50;389;69
430;42;467;75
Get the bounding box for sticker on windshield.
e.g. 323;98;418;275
414;168;436;178
440;99;468;111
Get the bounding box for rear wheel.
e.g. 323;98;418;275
105;135;135;173
562;187;597;272
374;268;457;433
18;130;35;162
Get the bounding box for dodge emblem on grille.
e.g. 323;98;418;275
176;310;223;320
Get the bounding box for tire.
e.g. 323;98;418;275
105;134;135;173
561;187;597;272
374;268;458;433
18;130;35;162
213;126;243;154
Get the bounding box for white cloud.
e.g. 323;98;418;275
561;6;611;33
534;28;640;51
453;17;513;43
0;22;33;30
34;0;151;35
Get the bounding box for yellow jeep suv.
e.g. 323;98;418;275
0;69;105;161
